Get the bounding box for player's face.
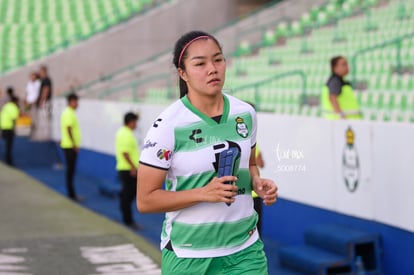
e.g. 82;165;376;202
179;39;226;98
334;58;349;77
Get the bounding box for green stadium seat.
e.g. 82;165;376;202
275;22;289;38
290;21;304;36
234;41;252;57
300;12;312;30
0;0;156;73
262;29;277;46
340;2;353;17
325;3;338;20
316;11;329;26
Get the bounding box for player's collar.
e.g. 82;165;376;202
181;93;230;126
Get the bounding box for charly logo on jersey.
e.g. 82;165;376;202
189;129;204;143
153;118;162;128
157;148;171;161
235;117;248;138
342;127;360;192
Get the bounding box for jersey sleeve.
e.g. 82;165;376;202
139;117;174;170
327;76;342;95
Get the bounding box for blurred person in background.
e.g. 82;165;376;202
321;56;362;120
24;71;41;111
252;144;265;235
0;95;20;166
0;87;15;110
24;72;41;137
60;93;82;201
32;65;53;141
115;112;141;230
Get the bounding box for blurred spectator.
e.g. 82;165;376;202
32;65;53;141
60;93;82;201
115;112;141;230
252;143;265;235
37;65;52;108
321;56;362;120
0;95;20;166
0;87;15;110
24;71;41;111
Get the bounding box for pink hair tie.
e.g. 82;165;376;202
178;35;210;68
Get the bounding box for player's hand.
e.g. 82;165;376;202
201;176;238;204
73;146;80;154
253;177;278;206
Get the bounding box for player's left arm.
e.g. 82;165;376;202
250;146;278;206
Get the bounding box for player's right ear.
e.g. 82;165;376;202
178;68;188;82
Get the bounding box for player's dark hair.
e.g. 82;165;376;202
330;56;345;73
66;93;78;102
124;112;138;125
173;30;223;98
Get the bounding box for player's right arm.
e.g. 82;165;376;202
137;164;237;213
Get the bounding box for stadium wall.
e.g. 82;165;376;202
52;98;414;274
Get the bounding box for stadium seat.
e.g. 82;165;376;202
222;0;414;122
0;0;157;74
63;0;413;124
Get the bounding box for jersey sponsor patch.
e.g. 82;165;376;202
157;148;172;161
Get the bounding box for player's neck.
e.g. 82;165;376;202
187;93;223;117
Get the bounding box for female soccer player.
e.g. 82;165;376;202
137;30;277;275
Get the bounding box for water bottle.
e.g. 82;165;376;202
355;255;366;275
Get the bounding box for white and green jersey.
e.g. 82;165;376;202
139;94;258;258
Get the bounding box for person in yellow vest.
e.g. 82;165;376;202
252;144;265;235
115;112;140;229
0;95;20;166
60;93;82;201
321;56;362;120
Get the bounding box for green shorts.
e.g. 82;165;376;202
161;239;268;275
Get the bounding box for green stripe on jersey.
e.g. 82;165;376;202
161;217;168;239
171;213;258;250
165;179;173;191
175;169;252;193
174;112;253;153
